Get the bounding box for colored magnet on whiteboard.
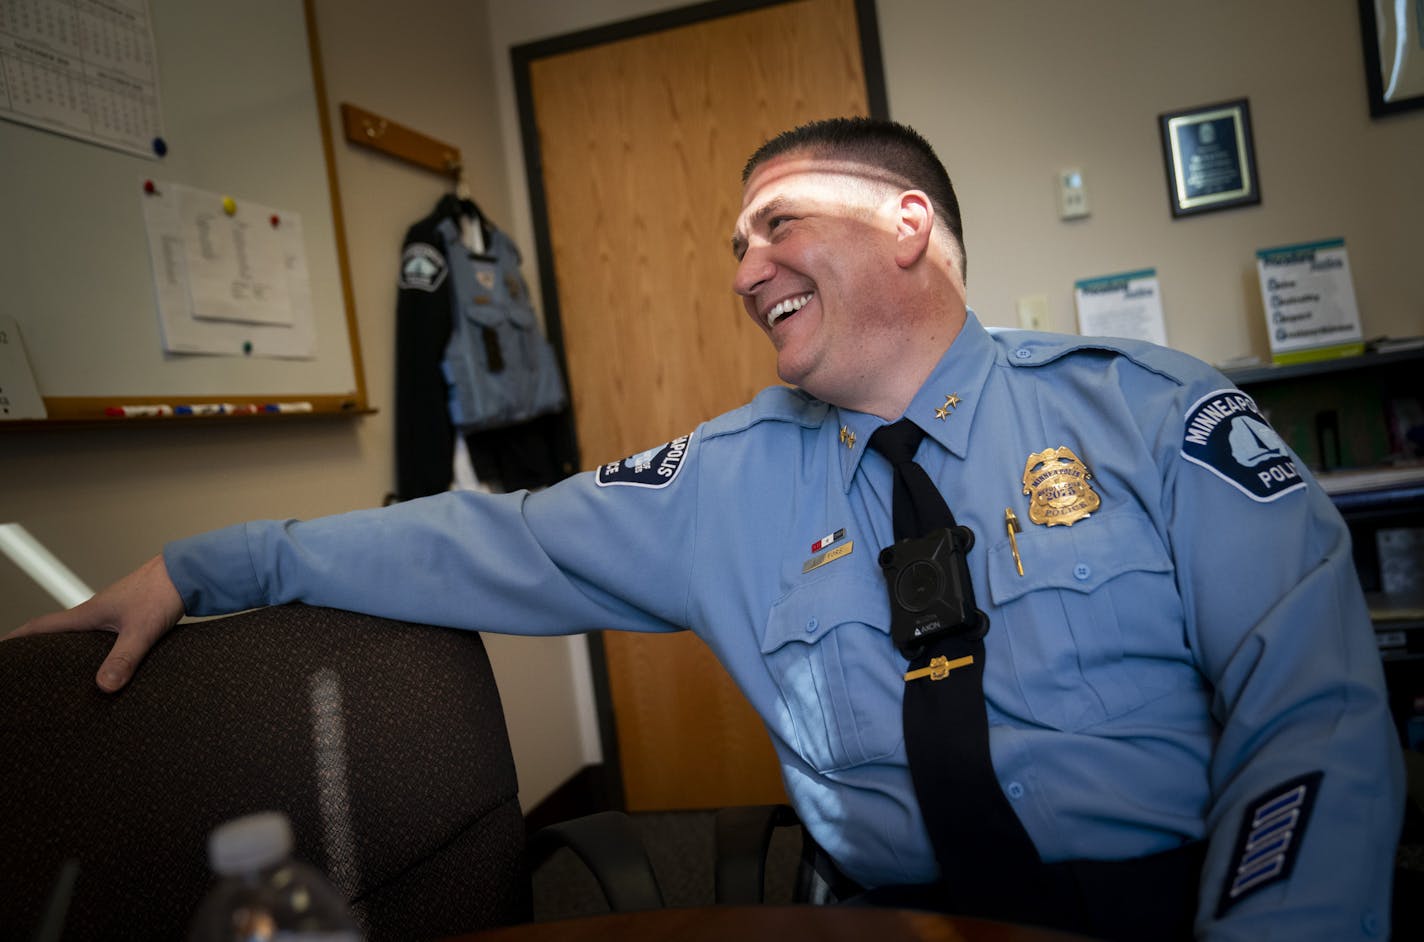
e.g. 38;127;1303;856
143;180;156;195
222;197;237;216
270;214;280;228
243;341;253;355
152;137;167;157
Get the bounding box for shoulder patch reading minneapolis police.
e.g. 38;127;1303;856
1181;389;1303;502
595;434;691;488
399;243;446;292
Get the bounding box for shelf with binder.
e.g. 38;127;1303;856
1224;346;1424;505
1226;347;1424;681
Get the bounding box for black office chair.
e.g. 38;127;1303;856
528;803;861;912
708;804;858;905
0;601;839;940
0;605;530;941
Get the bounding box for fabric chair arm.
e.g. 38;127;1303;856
528;811;665;912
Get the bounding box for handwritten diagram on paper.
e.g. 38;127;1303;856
141;181;316;358
179;186;294;326
0;0;164;159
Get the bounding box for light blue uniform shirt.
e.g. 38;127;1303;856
166;313;1403;940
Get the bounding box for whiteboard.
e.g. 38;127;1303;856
0;0;365;421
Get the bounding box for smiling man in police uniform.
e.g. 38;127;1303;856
11;118;1402;940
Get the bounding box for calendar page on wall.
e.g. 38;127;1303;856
0;0;164;159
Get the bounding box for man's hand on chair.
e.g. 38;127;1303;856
5;554;184;692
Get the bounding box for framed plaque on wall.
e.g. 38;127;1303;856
1158;98;1260;218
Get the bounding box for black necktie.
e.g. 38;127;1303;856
868;419;1041;899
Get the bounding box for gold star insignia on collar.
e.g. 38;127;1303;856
933;393;962;421
839;425;856;449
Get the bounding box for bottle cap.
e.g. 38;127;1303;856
208;811;294;875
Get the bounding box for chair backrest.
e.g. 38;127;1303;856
0;604;530;940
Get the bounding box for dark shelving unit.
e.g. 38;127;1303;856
1226;347;1424;743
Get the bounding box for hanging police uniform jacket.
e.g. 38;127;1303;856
395;195;572;499
166;312;1403;940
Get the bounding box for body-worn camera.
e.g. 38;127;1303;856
878;526;988;656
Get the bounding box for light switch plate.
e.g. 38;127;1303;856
1058;167;1089;219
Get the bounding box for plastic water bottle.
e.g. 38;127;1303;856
188;811;361;941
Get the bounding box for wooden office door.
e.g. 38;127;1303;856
527;0;870;809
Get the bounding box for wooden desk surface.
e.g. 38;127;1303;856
450;905;1097;942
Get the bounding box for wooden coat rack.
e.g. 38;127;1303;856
340;102;462;178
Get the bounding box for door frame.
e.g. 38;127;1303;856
510;0;890;810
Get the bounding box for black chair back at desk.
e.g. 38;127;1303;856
0;605;530;941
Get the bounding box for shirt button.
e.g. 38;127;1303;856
1362;911;1381;936
806;617;819;633
1014;348;1032;360
1073;563;1091;581
1006;781;1025;799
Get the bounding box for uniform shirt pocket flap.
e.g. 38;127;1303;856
761;576;890;655
460;291;512;328
988;508;1172;606
503;296;538;328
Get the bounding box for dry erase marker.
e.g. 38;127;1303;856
174;403;236;416
263;402;313;413
105;405;173;417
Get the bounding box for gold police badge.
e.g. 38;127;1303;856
1021;446;1100;526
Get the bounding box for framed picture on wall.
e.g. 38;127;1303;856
1359;0;1424;116
1157;98;1260;218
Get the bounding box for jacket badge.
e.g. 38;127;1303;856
1022;446;1100;526
399;243;446;292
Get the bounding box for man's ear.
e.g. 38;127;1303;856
893;190;934;269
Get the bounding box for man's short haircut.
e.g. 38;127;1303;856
742;116;966;280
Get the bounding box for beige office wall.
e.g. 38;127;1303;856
878;0;1423;363
0;0;591;811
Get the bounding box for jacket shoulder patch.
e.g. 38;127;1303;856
1181;389;1304;502
400;243;446;292
596;435;691;488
